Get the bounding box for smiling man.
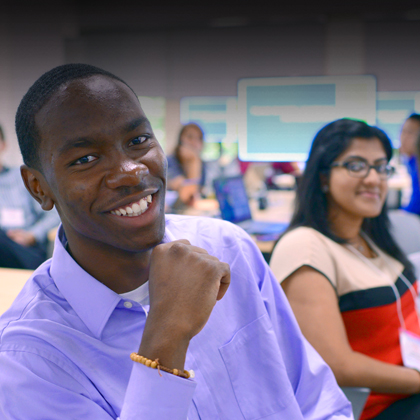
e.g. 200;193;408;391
0;64;352;419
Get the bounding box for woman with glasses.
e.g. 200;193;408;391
270;118;420;420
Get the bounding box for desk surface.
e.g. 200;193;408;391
0;268;33;315
181;190;295;253
250;190;294;253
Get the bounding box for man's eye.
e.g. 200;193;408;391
347;161;366;172
129;135;150;146
73;155;97;165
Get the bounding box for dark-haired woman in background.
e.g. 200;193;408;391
270;119;420;420
167;123;205;206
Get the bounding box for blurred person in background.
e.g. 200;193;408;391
0;125;60;269
271;119;420;420
399;113;420;215
167;123;206;206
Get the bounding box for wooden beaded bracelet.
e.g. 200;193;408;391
130;352;191;379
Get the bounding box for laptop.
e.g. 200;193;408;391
213;176;288;237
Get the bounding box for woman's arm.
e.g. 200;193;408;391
282;265;420;394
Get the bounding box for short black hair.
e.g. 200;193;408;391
0;125;4;142
15;63;135;170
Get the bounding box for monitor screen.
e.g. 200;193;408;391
376;92;420;148
138;96;166;148
180;96;238;143
237;76;377;162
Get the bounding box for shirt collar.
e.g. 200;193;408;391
51;225;122;339
50;222;175;339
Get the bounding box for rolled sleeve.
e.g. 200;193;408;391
120;362;196;419
0;349;196;420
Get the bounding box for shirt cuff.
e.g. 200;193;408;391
120;361;196;420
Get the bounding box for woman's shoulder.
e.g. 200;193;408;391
277;226;330;248
270;226;339;285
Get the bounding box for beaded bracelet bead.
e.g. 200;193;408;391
130;352;191;379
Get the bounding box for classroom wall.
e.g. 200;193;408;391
0;14;66;166
2;16;420;164
65;24;326;151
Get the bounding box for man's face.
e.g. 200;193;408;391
35;75;167;253
400;118;420;157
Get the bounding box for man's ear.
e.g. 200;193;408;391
21;165;55;211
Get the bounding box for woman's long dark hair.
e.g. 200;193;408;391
287;118;414;277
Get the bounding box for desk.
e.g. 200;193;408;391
0;268;33;314
180;190;295;254
249;190;294;253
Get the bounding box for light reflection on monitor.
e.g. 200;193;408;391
376;92;420;148
138;96;166;149
180;96;238;144
237;76;377;162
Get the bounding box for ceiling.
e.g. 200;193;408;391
5;0;420;34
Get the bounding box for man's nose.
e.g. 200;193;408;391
104;156;149;189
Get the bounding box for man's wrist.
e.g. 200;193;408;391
139;317;190;371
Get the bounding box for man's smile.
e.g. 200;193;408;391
110;193;153;217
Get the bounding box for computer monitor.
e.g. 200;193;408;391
237;76;377;162
376;92;420;148
180;96;238;144
138;96;166;148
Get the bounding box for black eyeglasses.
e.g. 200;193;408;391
330;159;395;179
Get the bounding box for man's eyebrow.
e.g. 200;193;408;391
58;137;99;156
124;117;151;132
57;117;151;157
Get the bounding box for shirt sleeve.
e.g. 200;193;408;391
270;227;338;288
235;227;353;420
120;363;196;419
0;348;196;420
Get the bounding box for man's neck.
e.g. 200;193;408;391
65;235;153;294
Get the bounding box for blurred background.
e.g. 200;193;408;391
1;0;420;165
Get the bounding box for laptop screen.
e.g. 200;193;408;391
213;176;253;224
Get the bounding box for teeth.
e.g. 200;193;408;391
111;194;153;217
140;200;147;211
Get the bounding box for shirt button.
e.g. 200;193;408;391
124;301;133;309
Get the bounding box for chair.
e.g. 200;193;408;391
388;210;420;256
341;387;370;420
408;251;420;279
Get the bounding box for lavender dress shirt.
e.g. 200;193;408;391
0;215;353;419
